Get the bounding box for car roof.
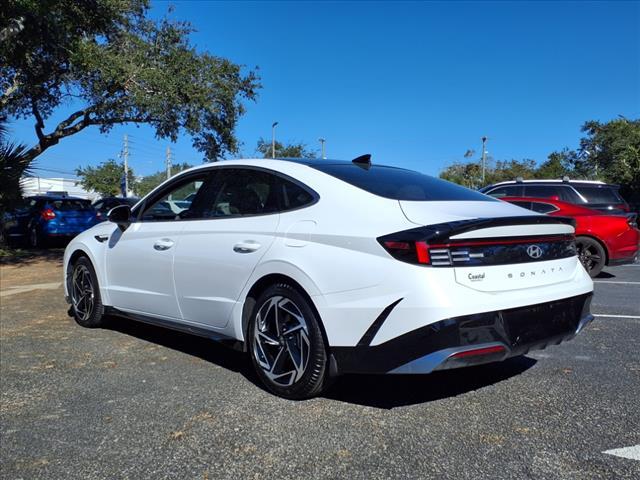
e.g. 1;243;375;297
182;157;412;174
485;179;613;188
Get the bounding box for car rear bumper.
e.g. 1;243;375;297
330;293;593;375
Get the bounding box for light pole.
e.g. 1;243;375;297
481;136;488;185
271;121;278;159
318;138;326;159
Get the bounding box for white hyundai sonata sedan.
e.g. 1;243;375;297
64;156;594;399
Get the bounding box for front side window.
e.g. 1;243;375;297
139;175;208;221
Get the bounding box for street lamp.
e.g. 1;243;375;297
481;136;488;185
271;122;278;159
318;138;326;159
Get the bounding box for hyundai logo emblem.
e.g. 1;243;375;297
526;244;543;259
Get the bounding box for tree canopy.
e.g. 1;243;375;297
75;159;135;197
439;118;640;203
0;0;260;162
134;162;193;197
256;138;316;159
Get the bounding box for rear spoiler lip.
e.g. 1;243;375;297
388;215;576;244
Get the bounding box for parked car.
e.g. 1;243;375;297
63;157;593;399
480;179;630;214
501;196;639;276
92;197;139;222
2;194;99;247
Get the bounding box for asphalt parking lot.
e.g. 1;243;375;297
1;252;639;479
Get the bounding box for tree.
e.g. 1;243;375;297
0;116;29;213
485;159;537;184
439;161;483;188
75;159;135;197
134;162;192;197
256;138;316;159
536;150;575;179
0;0;260;163
574;118;640;199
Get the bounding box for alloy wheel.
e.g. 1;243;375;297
577;242;601;272
71;264;95;322
253;296;311;387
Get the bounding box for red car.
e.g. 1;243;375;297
501;197;640;277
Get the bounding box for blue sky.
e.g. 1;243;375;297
7;0;640;179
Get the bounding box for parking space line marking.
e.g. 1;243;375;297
594;314;640;319
0;282;62;297
603;445;640;461
594;281;640;285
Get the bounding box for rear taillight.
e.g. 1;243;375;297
41;208;56;220
378;233;576;267
381;240;430;265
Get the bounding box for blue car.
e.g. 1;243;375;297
1;195;99;248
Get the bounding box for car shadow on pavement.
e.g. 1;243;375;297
323;356;537;409
105;315;536;407
0;247;65;266
105;315;260;384
595;271;615;279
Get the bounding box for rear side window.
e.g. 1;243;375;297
573;185;624;204
508;200;532;210
206;169;280;217
313;164;495;201
530;201;559;214
278;179;315;210
486;185;524;197
522;185;579;203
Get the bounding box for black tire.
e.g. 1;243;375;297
28;226;45;249
576;236;606;277
247;282;328;400
0;227;10;247
69;256;106;328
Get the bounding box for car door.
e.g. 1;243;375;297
173;167;282;328
104;172;211;319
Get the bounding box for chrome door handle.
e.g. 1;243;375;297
233;241;261;253
153;238;175;251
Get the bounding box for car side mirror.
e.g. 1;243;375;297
107;204;132;230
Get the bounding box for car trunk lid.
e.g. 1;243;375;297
396;200;579;292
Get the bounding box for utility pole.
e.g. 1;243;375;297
123;134;129;197
319;138;326;159
166;146;172;180
481;136;488;185
271;121;278;159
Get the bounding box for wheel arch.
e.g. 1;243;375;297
64;244;107;303
239;272;328;352
576;233;609;265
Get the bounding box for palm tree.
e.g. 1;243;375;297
0;117;30;213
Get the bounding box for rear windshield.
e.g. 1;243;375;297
312;164;495;201
572;185;624;204
48;199;93;211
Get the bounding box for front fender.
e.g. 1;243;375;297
63;224;115;304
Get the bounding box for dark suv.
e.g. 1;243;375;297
480;179;630;214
